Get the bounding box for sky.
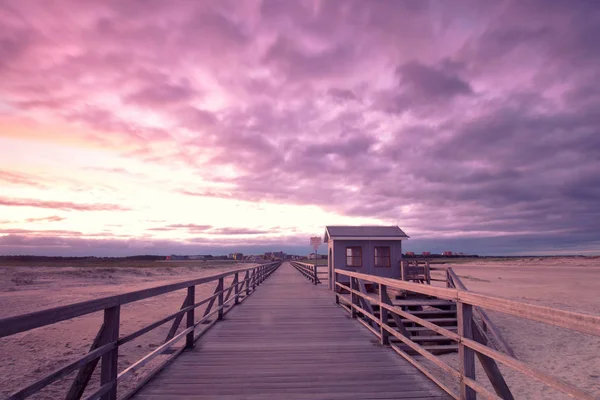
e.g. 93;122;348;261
1;0;599;257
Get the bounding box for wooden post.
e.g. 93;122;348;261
350;278;357;319
234;273;239;305
100;306;120;400
458;302;476;400
400;260;406;281
185;286;195;349
314;263;318;285
379;283;389;345
245;270;250;296
217;278;224;320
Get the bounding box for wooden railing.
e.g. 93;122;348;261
334;268;600;400
0;261;281;400
290;261;320;284
445;267;516;359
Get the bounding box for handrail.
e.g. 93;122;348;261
290;261;320;284
334;268;600;400
0;261;281;400
446;267;516;359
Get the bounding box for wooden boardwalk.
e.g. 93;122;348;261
133;262;449;399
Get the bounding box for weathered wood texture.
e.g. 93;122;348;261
133;263;449;400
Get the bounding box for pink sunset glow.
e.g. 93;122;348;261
1;1;599;256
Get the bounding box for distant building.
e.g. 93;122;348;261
443;251;453;257
422;251;431;257
169;255;188;261
233;253;243;260
405;251;415;257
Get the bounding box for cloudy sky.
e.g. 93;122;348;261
1;0;599;256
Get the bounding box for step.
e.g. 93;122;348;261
406;326;457;332
395;343;459;354
391;299;455;307
408;335;456;342
400;317;457;324
374;310;456;318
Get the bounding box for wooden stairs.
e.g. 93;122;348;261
372;297;459;355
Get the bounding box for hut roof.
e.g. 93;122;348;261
324;226;409;242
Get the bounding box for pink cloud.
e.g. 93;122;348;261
0;197;130;211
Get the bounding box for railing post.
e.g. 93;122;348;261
234;273;239;305
217;278;224;320
458;302;476;400
245;270;250;296
314;264;318;285
350;278;357;318
186;286;195;349
252;269;257;290
100;306;120;400
379;283;389;345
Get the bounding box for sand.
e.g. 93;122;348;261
0;261;253;399
430;257;600;399
1;257;598;399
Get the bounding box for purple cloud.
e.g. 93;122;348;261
1;0;600;255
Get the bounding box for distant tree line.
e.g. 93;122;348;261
0;255;166;262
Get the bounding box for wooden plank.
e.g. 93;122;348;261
234;273;240;305
472;320;514;400
66;323;105;400
458;302;475;400
217;277;224;320
380;284;389;345
100;306;120;400
186;286;195;349
164;293;190;343
380;287;411;338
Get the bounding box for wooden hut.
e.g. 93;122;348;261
324;226;409;291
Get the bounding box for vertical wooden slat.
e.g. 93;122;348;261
100;306;120;400
245;270;250;296
185;286;195;349
472;319;514;400
314;264;318;285
234;273;240;305
217;278;224;320
379;283;389;345
458;302;476;400
350;278;357;319
164;294;190;343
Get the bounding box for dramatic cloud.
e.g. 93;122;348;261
0;0;599;255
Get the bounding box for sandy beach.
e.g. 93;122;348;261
1;257;598;399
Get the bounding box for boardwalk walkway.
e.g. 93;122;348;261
134;263;449;399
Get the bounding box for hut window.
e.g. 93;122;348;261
346;246;362;267
374;246;391;267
